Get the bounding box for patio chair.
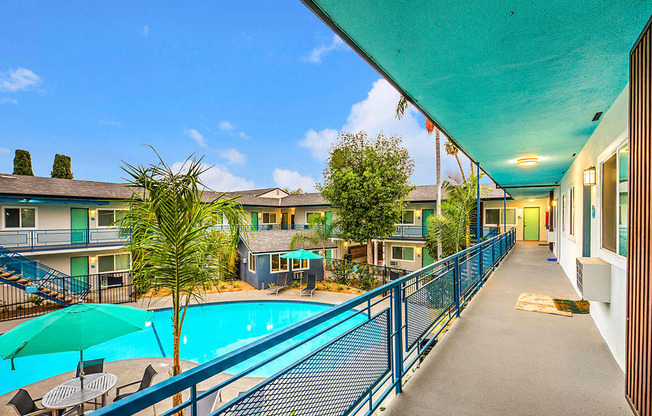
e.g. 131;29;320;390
266;273;287;296
180;389;222;416
75;358;105;377
114;364;158;402
7;389;52;416
300;274;317;297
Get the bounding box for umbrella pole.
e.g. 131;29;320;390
79;350;84;389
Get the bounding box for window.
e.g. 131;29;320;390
602;142;629;256
306;212;323;222
484;208;517;226
569;187;575;236
271;253;289;272
562;195;566;232
391;246;415;261
248;251;256;273
98;209;125;227
292;259;309;270
4;207;36;228
98;253;131;273
400;210;415;225
262;213;277;224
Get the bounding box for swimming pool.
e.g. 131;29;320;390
1;301;367;396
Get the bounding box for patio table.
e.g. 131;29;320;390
42;372;117;415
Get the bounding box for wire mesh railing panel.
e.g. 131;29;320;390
482;247;492;275
405;269;454;350
459;252;479;294
217;310;390;416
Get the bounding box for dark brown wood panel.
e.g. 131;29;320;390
627;15;652;416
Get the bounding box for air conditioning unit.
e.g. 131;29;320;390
576;257;611;303
389;261;399;267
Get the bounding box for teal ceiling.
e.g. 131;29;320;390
302;1;651;198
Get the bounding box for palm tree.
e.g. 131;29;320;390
445;141;466;181
290;213;337;278
425;171;484;257
119;151;249;412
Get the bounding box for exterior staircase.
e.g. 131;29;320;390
0;246;90;306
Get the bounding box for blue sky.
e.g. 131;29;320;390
0;1;472;191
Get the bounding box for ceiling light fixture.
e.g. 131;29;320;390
517;157;538;167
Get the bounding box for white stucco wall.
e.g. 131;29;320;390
554;86;628;371
483;199;549;241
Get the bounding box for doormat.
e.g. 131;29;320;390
514;293;572;317
552;298;590;314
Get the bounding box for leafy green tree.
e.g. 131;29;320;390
320;132;415;264
425;171;483;257
290;213;337;277
51;154;73;179
119;151;250;410
13;150;34;176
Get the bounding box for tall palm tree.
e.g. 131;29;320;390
445;140;466;181
119;151;249;412
290;213;337;278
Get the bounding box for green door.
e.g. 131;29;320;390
325;211;333;225
523;207;540;241
70;208;89;244
422;247;434;267
70;256;89;286
281;212;289;230
250;212;258;231
422;209;434;237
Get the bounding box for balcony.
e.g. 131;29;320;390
0;228;127;252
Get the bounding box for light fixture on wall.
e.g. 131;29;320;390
89;209;96;221
583;167;597;186
517;157;538;167
552;199;558;207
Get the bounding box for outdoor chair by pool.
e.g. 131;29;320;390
7;389;52;416
114;364;158;402
266;273;288;296
300;274;317;297
75;358;106;410
180;389;222;416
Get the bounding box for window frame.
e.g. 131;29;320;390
2;206;38;229
398;210;415;225
569;187;575;236
483;208;517;226
599;136;629;259
97;252;131;273
248;251;256;273
262;212;277;224
305;211;323;223
292;258;309;271
270;253;289;273
96;209;126;228
391;245;415;262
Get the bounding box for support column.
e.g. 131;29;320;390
503;190;507;233
476;161;481;238
373;240;378;266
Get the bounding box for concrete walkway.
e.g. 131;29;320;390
385;242;630;416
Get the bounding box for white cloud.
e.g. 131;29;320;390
301;78;471;184
0;98;18;105
308;35;348;64
299;128;338;161
219;121;235;131
172;161;254;191
183;128;207;148
99;119;120;126
238;131;250;140
142;25;150;36
0;68;41;92
219;148;246;165
273;168;317;192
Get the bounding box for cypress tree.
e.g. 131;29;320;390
13;150;34;176
51;154;73;179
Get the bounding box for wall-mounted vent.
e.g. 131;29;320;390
592;112;603;122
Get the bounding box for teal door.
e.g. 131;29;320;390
70;256;89;286
250;212;258;231
325;211;333;225
422;247;434;267
422;209;434;237
523;207;540;241
70;208;89;244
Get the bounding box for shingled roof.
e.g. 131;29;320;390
243;229;337;254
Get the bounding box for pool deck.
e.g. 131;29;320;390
0;289;361;415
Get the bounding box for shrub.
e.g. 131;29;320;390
356;266;377;291
337;284;343;291
326;260;354;285
29;295;44;307
51;154;73;179
13;149;34;176
232;280;240;288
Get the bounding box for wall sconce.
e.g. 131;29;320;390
583;167;596;186
90;209;96;221
552;199;558;207
90;256;96;269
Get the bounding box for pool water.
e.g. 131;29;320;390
2;301;366;396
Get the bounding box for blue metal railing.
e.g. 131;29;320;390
391;225;426;240
0;227;126;252
0;246;90;303
93;228;516;416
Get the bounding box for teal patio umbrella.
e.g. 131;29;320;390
0;303;151;388
280;249;323;260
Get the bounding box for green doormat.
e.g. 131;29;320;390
552;298;590;314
